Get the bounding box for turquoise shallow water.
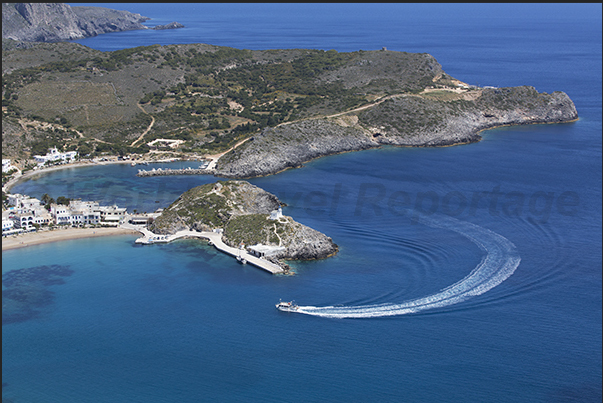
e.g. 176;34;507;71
3;4;601;402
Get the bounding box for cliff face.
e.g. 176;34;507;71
2;3;149;42
216;86;578;178
148;181;338;261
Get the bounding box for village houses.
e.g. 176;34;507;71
3;193;128;236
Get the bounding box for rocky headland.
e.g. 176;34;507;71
2;3;182;43
149;181;338;261
216;86;578;178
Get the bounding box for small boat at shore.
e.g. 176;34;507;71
276;301;299;312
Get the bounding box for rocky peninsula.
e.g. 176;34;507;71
216;86;578;178
149;181;338;261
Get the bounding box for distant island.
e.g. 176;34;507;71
1;3;183;43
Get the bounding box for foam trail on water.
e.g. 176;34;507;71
296;215;521;319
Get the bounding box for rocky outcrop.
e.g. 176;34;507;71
148;181;338;261
260;219;338;260
216;86;578;178
2;3;182;43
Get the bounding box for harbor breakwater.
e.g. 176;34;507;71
136;167;214;177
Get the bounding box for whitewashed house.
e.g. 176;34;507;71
2;218;14;232
2;159;16;173
7;194;43;213
97;204;127;225
33;147;77;166
12;213;35;229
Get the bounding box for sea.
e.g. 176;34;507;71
3;4;601;402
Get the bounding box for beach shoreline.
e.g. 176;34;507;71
2;227;140;251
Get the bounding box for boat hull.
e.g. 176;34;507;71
276;302;299;312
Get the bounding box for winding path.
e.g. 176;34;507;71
204;137;252;170
130;104;156;147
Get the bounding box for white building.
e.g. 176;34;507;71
248;244;286;258
64;200;126;226
3;218;14;232
33;147;77;166
69;200;99;211
7;193;43;212
97;204;127;224
269;206;283;220
50;203;101;226
2;159;16;173
31;206;52;226
12;213;35;230
146;139;185;150
50;204;71;225
5;191;127;229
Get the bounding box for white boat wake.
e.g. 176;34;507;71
295;215;521;319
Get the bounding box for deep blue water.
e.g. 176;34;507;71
3;4;601;402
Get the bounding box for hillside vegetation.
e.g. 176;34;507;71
2;41;444;159
3;39;577;179
149;181;338;260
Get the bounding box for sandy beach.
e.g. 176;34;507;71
2;227;140;251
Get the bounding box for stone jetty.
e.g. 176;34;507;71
136;167;214;177
121;223;287;274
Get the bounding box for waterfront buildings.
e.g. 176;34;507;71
3;193;128;235
32;147;78;166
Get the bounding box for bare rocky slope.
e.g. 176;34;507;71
216;86;577;178
1;3;179;43
149;181;338;261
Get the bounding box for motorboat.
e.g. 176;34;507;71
237;247;247;264
276;301;299;312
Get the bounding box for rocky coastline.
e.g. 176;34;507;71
149;181;338;261
216;87;577;178
2;3;183;43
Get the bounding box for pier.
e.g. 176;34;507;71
121;223;286;274
136;166;213;177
